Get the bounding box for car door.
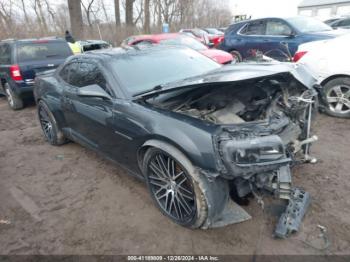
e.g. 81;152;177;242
262;19;297;61
236;20;267;58
60;60;116;151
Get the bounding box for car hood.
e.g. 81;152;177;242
199;49;233;64
305;29;347;38
136;63;317;99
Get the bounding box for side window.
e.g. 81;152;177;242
240;21;265;35
67;62;107;90
59;62;79;84
339;19;350;27
266;20;292;36
0;44;11;64
59;63;73;83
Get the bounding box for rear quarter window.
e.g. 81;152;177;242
0;44;11;64
17;41;72;62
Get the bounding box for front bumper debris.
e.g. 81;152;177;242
275;188;311;238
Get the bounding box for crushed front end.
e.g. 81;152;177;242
212;73;317;238
148;63;318;238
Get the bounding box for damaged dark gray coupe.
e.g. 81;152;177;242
34;46;318;238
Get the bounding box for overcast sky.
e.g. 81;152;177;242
229;0;302;18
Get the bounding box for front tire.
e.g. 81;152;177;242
4;83;24;110
323;77;350;118
143;147;208;228
37;101;66;146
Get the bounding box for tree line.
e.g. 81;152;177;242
0;0;233;44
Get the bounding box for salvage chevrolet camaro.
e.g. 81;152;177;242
34;46;318;238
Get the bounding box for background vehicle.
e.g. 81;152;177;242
324;18;342;26
123;33;233;64
220;16;344;62
328;17;350;29
77;40;112;53
34;46;316;237
202;28;225;47
203;28;224;36
0;38;73;110
179;28;211;46
294;34;350;118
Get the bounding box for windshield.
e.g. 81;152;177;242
159;36;207;51
286;16;333;33
110;48;220;96
17;41;72;62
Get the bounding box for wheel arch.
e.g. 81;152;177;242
137;138;196;176
320;74;350;87
228;49;243;62
36;97;67;131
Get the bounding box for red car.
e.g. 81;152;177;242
202;28;225;47
180;28;224;48
122;33;233;65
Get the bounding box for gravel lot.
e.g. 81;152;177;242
0;96;350;256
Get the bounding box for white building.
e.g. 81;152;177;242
298;0;350;19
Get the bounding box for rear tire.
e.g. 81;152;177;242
4;83;24;110
323;77;350;118
37;100;67;146
143;146;208;229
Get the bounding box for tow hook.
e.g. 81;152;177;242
275;188;311;238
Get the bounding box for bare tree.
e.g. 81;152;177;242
125;0;134;26
0;0;232;42
82;0;97;28
20;0;30;24
114;0;121;27
67;0;84;39
0;0;15;37
144;0;150;33
32;0;49;33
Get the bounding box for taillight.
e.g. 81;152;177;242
293;51;308;62
10;64;23;81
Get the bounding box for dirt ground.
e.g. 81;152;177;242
0;96;350;256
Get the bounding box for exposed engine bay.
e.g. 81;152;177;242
174;79;314;144
148;73;318;238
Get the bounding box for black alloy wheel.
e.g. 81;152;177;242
37;101;66;145
38;104;55;143
146;151;197;225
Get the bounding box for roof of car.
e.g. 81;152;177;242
0;37;66;43
77;40;110;45
131;33;182;42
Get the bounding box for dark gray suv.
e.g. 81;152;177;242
0;38;72;110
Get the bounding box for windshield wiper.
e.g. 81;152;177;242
133;85;163;97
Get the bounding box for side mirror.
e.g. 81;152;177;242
78;84;112;100
287;32;296;38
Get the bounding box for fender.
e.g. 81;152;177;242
139;139;251;228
